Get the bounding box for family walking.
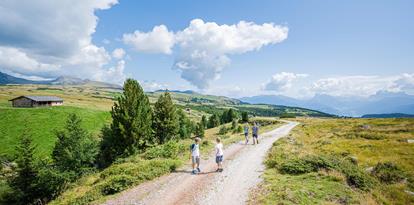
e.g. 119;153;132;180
190;122;259;175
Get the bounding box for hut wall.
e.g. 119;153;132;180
12;98;33;107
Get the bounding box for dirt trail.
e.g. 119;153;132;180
102;121;298;205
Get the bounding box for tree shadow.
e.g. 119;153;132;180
172;169;219;175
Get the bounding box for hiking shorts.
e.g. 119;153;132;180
192;156;200;164
253;134;258;138
216;155;223;163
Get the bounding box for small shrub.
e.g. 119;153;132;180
278;155;338;175
372;162;406;184
279;158;315;174
100;175;135;195
355;133;386;140
144;141;183;159
339;161;376;191
202;140;210;147
218;126;228;135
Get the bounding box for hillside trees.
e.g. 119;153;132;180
7;130;38;204
201;115;208;129
208;113;221;128
194;122;205;138
221;108;238;124
241;111;249;123
153;92;179;144
177;109;194;139
99;79;153;166
52;113;98;175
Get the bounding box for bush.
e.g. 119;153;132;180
355;133;386;140
100;175;135;195
218;126;228;135
372;162;406;184
278;155;337;175
339;161;376;191
144;141;184;160
279;158;315;174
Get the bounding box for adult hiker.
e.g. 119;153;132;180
252;122;259;145
243;123;249;144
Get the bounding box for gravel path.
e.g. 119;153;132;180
102;121;298;205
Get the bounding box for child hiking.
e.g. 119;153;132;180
190;137;201;174
215;137;224;172
252;122;259;145
243;123;249;144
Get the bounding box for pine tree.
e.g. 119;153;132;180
201;115;208;129
177;109;193;139
241;111;249;123
208;113;221;128
99;79;153;166
52;114;98;175
153;91;179;144
194;122;205;138
10;130;38;204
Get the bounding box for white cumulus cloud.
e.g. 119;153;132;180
309;74;414;97
112;48;126;59
123;19;288;89
0;0;126;84
263;72;308;92
123;25;175;54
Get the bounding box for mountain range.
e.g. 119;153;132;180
0;72;121;88
240;91;414;117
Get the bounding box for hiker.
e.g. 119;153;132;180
190;137;201;174
243;123;249;144
252;122;259;145
215;137;224;172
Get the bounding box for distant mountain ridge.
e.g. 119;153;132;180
0;72;121;88
361;113;414;118
240;91;414;117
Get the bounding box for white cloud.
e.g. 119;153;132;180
0;0;126;84
123;25;175;54
263;72;308;92
112;48;125;59
123;19;288;89
309;74;414;97
173;19;288;89
139;80;169;92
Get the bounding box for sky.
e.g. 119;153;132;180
0;0;413;98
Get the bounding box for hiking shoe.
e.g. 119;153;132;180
192;170;197;175
216;168;220;172
219;168;224;172
197;168;201;173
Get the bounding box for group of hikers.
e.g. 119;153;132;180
190;122;260;175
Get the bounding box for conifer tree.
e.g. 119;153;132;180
208;113;221;128
241;111;249;123
153;91;179;144
10;130;38;204
177;109;193;139
52;113;98;175
201;115;208;129
194;122;205;138
99;79;153;166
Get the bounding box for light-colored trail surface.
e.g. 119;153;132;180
102;121;298;205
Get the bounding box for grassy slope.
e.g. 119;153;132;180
0;106;111;158
50;118;284;205
251;118;414;205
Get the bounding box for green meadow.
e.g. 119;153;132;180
0;106;111;158
251;118;414;205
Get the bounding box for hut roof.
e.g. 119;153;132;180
9;96;63;102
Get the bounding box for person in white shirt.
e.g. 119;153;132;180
215;137;224;172
190;137;201;174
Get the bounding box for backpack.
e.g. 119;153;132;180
190;143;196;152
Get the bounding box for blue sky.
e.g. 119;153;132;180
0;0;413;98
